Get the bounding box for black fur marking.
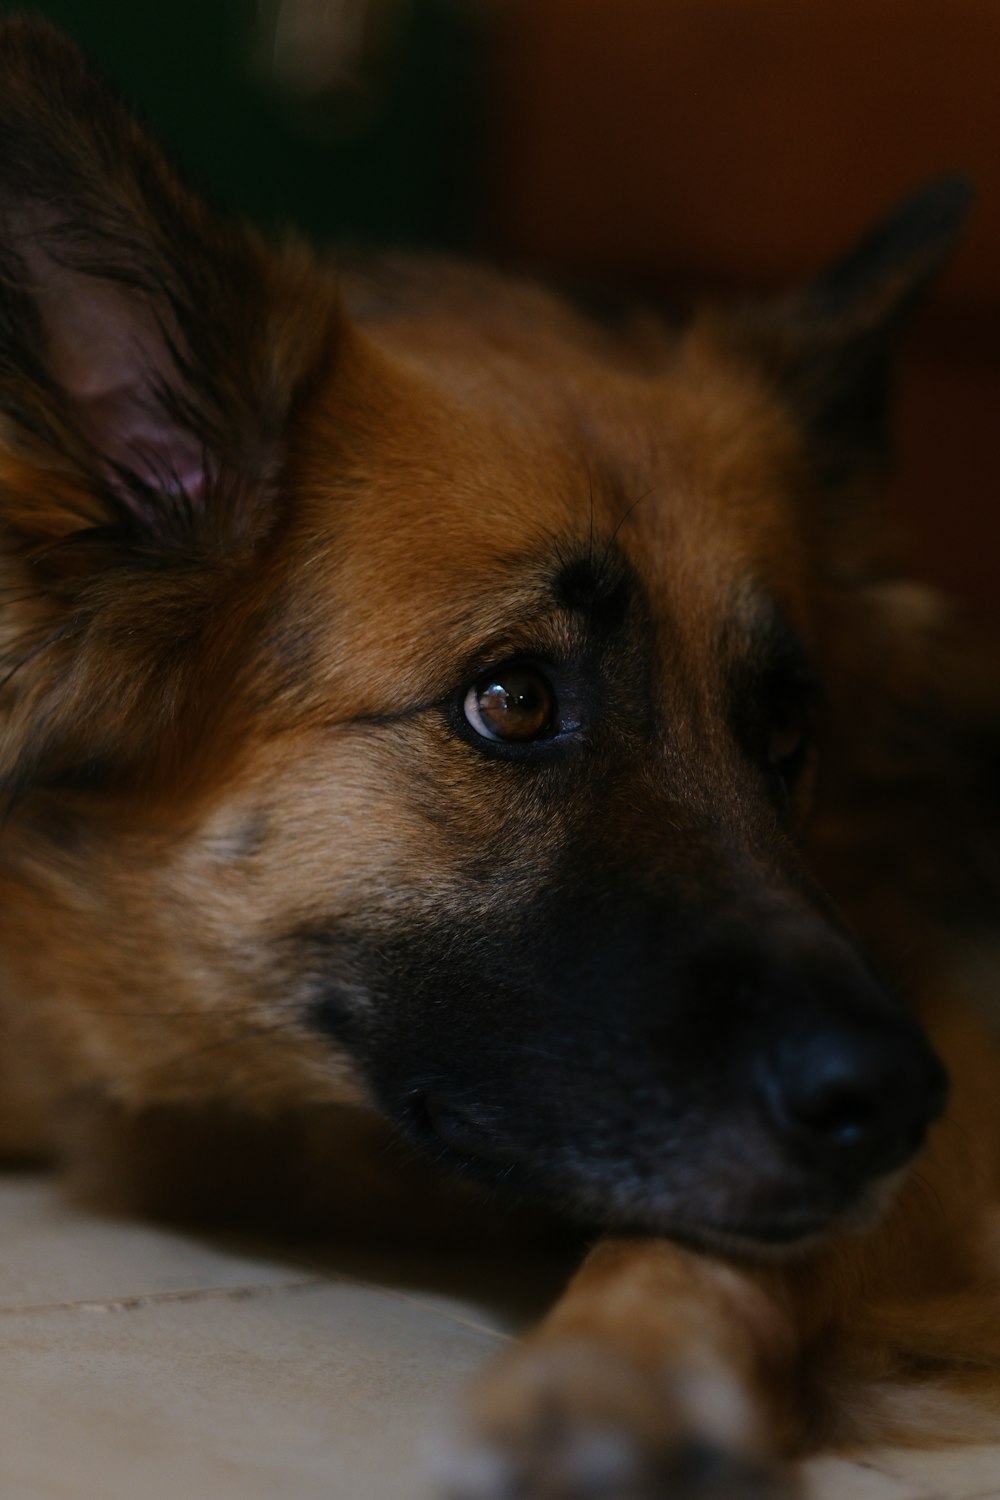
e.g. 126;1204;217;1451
283;926;369;1050
322;841;940;1240
309;984;364;1047
553;551;632;636
39;753;118;795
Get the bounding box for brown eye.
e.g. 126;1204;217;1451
463;666;556;743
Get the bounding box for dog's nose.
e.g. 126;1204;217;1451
762;1024;948;1183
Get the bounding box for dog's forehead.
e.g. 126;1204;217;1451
281;311;811;713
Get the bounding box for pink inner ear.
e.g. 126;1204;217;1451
68;384;206;507
31;250;205;509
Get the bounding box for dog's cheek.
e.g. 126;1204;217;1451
175;729;529;1041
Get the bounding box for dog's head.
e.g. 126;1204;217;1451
0;20;964;1248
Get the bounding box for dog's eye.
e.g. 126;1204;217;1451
463;666;556;743
766;700;812;780
768;709;805;768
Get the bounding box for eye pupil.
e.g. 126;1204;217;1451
465;667;555;742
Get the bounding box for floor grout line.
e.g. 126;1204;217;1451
806;1455;944;1500
0;1266;513;1344
0;1277;327;1316
846;1455;944;1497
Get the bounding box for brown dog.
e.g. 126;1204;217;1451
1;18;999;1499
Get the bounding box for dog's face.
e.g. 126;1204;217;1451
0;21;958;1248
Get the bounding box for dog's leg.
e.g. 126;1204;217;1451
445;1235;807;1499
445;1224;996;1499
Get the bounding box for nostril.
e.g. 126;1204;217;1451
786;1072;878;1151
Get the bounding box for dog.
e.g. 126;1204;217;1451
1;17;999;1499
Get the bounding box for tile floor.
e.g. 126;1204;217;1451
1;1175;997;1500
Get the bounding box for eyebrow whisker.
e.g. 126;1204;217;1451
595;485;658;592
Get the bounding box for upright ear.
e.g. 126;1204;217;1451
0;16;337;553
0;19;340;791
715;177;973;486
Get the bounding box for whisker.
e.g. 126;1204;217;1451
909;1168;946;1218
584;458;595;574
595;485;658;590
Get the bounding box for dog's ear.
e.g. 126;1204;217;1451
0;19;339;791
0;17;337;554
719;177;973;486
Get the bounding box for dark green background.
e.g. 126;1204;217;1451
1;0;487;247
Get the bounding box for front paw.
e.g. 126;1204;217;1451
438;1338;795;1500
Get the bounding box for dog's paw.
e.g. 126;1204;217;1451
436;1339;794;1500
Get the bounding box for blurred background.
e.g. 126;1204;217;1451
3;0;998;618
